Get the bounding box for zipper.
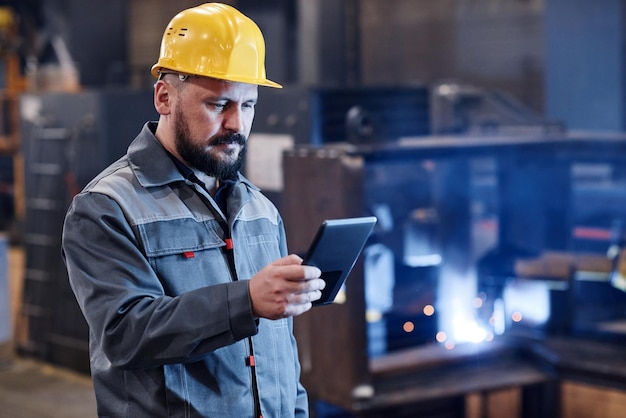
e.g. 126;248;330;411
189;180;263;418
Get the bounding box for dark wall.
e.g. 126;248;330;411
64;0;128;87
237;0;298;85
545;0;626;131
19;0;626;129
34;0;128;88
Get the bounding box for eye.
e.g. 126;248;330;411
209;102;227;111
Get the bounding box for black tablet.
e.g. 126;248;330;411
302;216;377;306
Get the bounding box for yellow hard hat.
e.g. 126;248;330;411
151;3;282;88
0;7;15;31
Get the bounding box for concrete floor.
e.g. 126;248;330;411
1;245;98;417
0;357;97;418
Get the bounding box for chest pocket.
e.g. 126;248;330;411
138;217;230;294
243;233;281;273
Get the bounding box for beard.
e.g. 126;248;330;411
173;107;247;181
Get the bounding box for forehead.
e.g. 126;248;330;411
188;76;258;100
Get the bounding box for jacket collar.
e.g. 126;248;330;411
127;122;258;191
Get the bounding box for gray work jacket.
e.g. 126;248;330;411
62;122;308;417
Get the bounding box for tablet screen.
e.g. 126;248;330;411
302;216;377;306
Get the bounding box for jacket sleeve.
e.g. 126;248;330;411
62;191;259;369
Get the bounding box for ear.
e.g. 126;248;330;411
154;80;172;115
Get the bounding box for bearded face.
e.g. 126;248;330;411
173;105;247;181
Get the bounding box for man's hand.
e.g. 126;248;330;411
249;254;325;319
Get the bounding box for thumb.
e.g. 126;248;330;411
272;254;304;266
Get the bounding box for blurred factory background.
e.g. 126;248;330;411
2;0;626;417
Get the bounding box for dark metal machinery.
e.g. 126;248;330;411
282;132;626;417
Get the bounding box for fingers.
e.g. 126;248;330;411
282;289;323;317
297;277;325;293
290;289;323;305
249;260;326;319
301;265;323;280
271;255;322;282
287;302;314;317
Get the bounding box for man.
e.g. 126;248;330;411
61;3;325;417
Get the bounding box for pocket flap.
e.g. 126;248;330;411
139;218;224;257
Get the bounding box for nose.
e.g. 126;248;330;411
223;107;244;133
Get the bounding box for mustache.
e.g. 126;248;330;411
213;133;247;146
